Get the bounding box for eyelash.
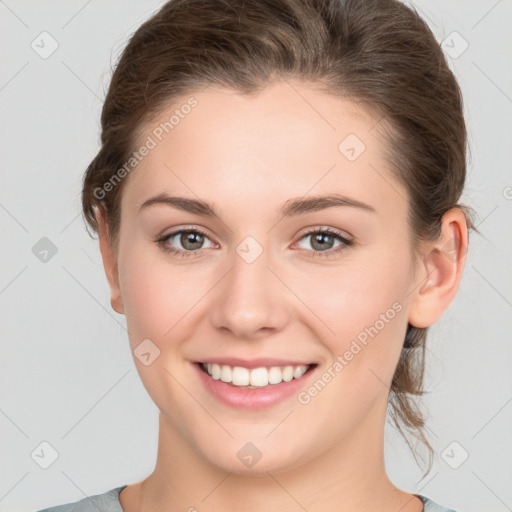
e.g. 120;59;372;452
156;227;353;259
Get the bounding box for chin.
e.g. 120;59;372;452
195;435;313;476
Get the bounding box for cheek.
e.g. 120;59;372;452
301;254;410;335
118;243;214;347
293;249;412;381
293;257;411;432
118;242;173;341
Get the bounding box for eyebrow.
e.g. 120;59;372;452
138;193;377;217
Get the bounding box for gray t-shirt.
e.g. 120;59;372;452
35;485;458;512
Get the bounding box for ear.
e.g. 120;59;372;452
408;208;468;328
95;207;124;315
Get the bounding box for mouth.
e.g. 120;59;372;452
193;359;319;410
197;361;316;389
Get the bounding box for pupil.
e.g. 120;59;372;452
182;231;203;250
313;233;333;251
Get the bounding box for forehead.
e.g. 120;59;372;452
122;81;406;218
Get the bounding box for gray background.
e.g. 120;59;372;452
1;1;511;511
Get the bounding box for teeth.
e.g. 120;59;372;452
220;365;232;383
211;363;221;380
294;365;307;378
202;363;310;387
249;367;268;387
268;366;283;385
282;366;294;382
232;366;250;386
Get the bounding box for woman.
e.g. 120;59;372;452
38;0;473;510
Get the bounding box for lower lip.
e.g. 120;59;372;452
193;363;316;410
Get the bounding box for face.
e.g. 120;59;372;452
110;81;421;474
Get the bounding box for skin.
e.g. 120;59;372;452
96;80;468;512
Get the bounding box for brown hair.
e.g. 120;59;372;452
81;0;474;477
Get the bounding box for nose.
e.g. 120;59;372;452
209;244;291;341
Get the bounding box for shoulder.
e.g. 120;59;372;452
416;494;459;512
33;486;127;512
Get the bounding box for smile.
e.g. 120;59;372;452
200;362;311;388
194;358;318;409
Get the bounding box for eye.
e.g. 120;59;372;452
156;227;216;257
295;228;353;258
156;226;353;259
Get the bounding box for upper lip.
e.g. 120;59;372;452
196;357;315;369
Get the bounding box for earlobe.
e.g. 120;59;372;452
95;207;124;315
408;208;468;328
